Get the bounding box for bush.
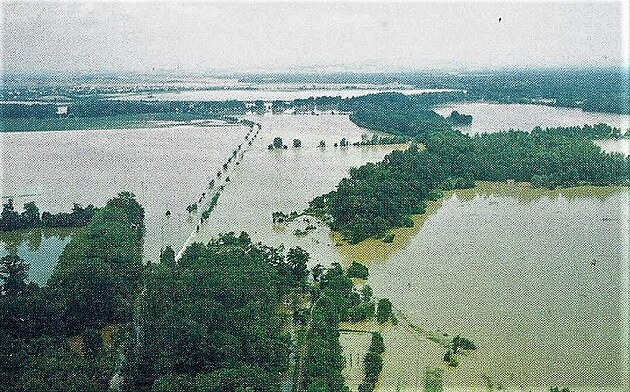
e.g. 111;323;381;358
369;332;384;354
346;261;369;279
382;233;394;243
376;298;393;324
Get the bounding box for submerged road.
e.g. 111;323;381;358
175;122;262;261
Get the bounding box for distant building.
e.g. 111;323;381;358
56;105;68;117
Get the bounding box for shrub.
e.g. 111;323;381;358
376;298;393;324
346;261;369;279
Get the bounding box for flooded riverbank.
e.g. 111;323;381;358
433;102;630;135
1;122;250;270
337;182;629;391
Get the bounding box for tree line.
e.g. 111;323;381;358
0;199;97;231
308;108;629;243
0;192;145;392
122;232;310;391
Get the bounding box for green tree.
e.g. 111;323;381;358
287;247;309;286
81;328;103;359
273;137;283;149
20;202;41;228
160;246;176;266
376;298;392;324
0;254;29;296
346;261;369;279
0;199;20;231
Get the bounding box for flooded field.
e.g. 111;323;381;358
434;102;630;136
1;114;398;283
114;88;460;102
192;114;405;260
0;123;249;278
338;183;629;391
2;110;627;390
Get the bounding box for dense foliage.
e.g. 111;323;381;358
445;110;472;125
303;264;351;392
309;122;629;243
47;192;145;332
358;332;385;392
0;192;145;392
123;232;308;391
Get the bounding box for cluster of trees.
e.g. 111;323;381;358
308;117;629;242
303;263;352;392
443;335;477;368
200;192;221;222
0;200;97;231
0;192;145;392
303;261;388;391
346;261;369;279
123;232;308;391
445;110;472;125
268;136;288;150
358;332;385;392
354;133;408;146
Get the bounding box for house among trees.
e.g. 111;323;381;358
56;105;68;117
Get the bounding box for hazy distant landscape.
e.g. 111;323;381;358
1;2;629;392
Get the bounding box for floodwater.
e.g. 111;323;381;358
2;108;628;390
0;123;249;279
338;183;629;391
191;114;405;261
0;228;76;284
433;102;630;135
115;88;460;102
595;139;630;157
0;114;398;283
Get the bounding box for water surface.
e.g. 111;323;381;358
0;228;76;284
1;123;249;265
340;184;629;391
434;102;630;135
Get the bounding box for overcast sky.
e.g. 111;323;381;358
2;1;628;74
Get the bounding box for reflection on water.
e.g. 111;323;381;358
0;228;77;285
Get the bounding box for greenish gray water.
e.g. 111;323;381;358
0;228;75;284
433;102;630;135
1;123;249;269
